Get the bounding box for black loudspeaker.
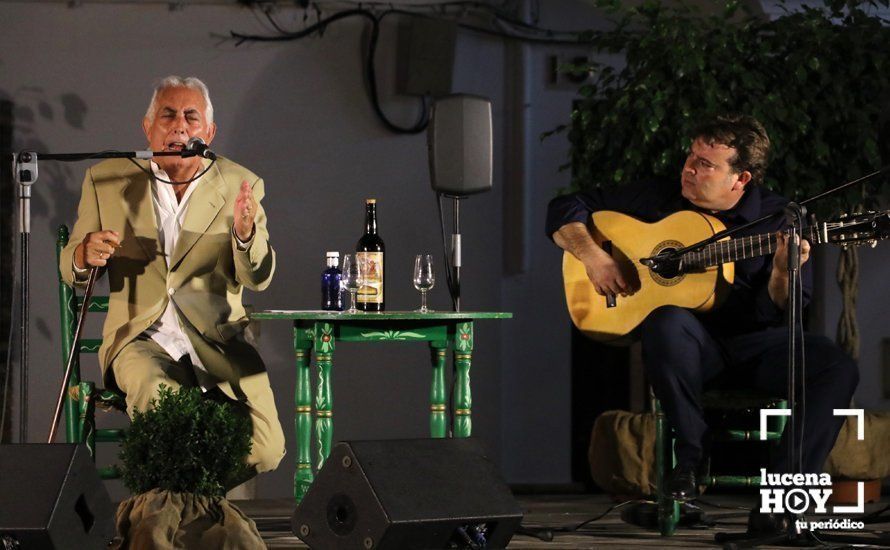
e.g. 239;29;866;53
428;95;493;196
0;444;115;549
291;438;522;549
397;18;456;97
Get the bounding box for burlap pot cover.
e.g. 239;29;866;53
112;489;265;549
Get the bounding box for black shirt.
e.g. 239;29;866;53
545;179;813;337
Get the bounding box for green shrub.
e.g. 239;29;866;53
120;385;252;497
549;0;890;216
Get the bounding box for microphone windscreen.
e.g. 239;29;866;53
186;136;206;151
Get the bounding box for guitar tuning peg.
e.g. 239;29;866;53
871;240;878;248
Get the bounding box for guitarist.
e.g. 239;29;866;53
546;115;858;529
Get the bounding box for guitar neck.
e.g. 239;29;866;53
684;226;820;269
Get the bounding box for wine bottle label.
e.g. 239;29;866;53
355;251;384;304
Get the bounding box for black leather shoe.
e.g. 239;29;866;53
746;508;799;535
667;463;699;502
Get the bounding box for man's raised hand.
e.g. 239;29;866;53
234;180;257;242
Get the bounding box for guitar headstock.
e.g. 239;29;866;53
821;210;890;248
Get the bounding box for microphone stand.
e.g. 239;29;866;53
450;195;462;312
785;203;805;480
10;147;199;443
697;178;887;547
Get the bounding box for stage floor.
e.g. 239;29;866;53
237;492;890;548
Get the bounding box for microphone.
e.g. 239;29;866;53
186;137;217;160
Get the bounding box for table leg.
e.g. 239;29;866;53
429;343;447;438
294;326;314;503
453;321;474;437
315;323;335;471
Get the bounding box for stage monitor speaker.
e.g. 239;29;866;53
428;95;493;196
0;444;115;549
291;438;522;550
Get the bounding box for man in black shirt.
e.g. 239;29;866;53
547;116;858;510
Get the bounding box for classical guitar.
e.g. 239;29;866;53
563;209;890;343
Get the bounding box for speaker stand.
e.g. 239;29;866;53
450;195;462;312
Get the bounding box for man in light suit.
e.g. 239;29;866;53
60;76;285;476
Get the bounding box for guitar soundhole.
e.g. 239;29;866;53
649;242;685;286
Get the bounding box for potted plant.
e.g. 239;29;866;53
114;385;263;549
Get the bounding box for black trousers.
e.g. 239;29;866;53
640;306;859;474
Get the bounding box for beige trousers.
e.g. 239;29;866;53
112;337;285;474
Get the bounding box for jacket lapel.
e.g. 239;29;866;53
121;164;166;279
170;160;227;270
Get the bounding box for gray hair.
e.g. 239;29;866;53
144;75;214;124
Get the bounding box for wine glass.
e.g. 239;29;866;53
413;254;435;313
341;254;363;313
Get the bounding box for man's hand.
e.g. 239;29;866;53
768;231;811;307
582;247;639;297
772;231;811;275
234;180;257;242
554;222;639;297
75;230;120;269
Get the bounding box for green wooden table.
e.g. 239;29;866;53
250;310;512;502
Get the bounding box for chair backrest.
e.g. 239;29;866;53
56;225;108;443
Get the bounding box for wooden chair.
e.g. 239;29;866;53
654;391;788;535
56;225;127;479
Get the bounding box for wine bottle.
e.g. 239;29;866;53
321;251;343;311
356;199;385;311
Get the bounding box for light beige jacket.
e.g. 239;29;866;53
59;157;276;404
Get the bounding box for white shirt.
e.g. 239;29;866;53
144;162;214;389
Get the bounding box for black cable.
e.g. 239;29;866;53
566;499;642;531
259;1;325;35
368;11;429;133
797;256;806;476
436;192;456;310
313;1;592;41
126;157;217;185
232;7;368;43
232;8;429;134
517;498;644;540
694;497;752;512
0;227;18;443
379;7;592;45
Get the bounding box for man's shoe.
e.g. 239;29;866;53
667;463;699;502
746;508;799;535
